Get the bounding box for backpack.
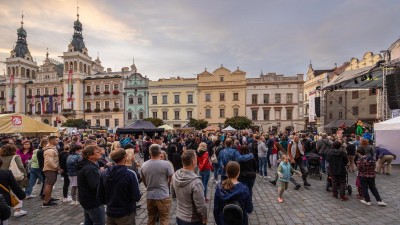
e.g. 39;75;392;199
9;155;24;181
223;199;243;225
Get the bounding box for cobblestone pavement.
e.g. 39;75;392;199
10;158;400;225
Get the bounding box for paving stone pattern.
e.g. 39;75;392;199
10;158;400;225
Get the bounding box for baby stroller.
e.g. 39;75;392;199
306;153;322;180
326;165;352;195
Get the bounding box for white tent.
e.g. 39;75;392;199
158;124;175;131
374;116;400;164
222;125;237;132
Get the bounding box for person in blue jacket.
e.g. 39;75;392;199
213;161;253;225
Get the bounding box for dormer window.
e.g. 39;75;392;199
220;76;224;82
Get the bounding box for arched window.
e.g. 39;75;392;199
32;70;36;79
79;62;83;72
21;67;25;77
45;88;49;95
7;67;10;76
12;67;15;75
73;61;77;71
54;88;58;95
26;69;30;78
37;103;41;113
88;66;91;75
54;102;58;111
65;62;68;71
84;64;87;73
45;102;49;112
69;62;73;70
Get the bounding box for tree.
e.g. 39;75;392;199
224;116;253;130
188;118;208;130
61;119;87;128
144;118;164;127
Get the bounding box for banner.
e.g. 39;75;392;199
58;95;62;112
49;96;53;114
308;91;316;122
32;96;35;113
40;96;45;115
67;69;73;108
8;74;14;112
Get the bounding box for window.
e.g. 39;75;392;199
114;101;119;108
105;101;110;109
352;106;359;115
86;102;91;110
339;111;343;118
220;76;224;82
96;119;100;126
174;95;180;104
286;109;293;120
45;88;49;95
114;84;119;91
28;89;32;96
251;109;258;120
263;94;269;104
233;93;239;101
105;119;110;127
152;96;157;105
352;91;359;99
263;110;270;120
339;96;343;104
252;94;258;104
187;111;192;119
174;111;180;120
86;120;91;127
233;108;239;117
162;95;168;104
96;101;100;109
54;88;58;95
0;91;4;98
37;89;40;95
305;94;308;101
139;112;144;119
128;112;132;120
138;97;143;104
329;112;332;119
96;85;100;92
369;89;377;96
329;99;333;105
105;85;110;91
219;109;225;118
219;93;225;101
275;110;281;120
152;112;157;119
188;94;193;103
129;98;133;104
114;119;119;127
163;111;168;120
286;93;293;103
205;109;211;118
275;94;281;103
205;94;211;102
370;104;377;114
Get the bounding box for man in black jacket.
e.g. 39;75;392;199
98;149;141;225
326;141;349;201
76;145;104;225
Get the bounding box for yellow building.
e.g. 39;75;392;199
197;66;246;126
149;77;198;128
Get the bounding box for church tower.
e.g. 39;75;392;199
6;13;38;113
62;7;92;117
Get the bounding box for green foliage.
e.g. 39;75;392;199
188;118;208;130
224;116;253;130
143;118;164;127
61;119;87;128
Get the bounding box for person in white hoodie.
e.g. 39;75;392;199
171;150;207;225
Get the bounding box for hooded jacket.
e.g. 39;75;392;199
97;165;141;218
171;169;207;223
76;159;102;210
213;182;253;225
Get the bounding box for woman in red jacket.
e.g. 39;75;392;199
197;142;212;200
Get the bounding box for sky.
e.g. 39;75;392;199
0;0;400;80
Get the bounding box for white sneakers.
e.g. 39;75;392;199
62;197;72;203
70;200;79;205
378;201;387;206
360;200;372;206
14;210;27;217
26;194;36;199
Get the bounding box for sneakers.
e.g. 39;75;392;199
378;201;387;206
266;176;272;179
340;196;349;201
294;184;301;190
63;197;72;203
360;200;371;206
277;198;283;203
70;200;79;205
42;201;58;207
269;180;277;186
304;181;311;187
49;197;60;202
14;210;27;217
26;194;36;199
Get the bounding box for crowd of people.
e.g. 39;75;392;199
0;128;396;225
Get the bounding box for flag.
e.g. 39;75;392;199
58;95;62;112
40;96;45;115
8;74;14;112
67;69;73;108
32;96;35;113
49;96;53;114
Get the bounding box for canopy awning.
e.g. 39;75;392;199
322;66;377;90
222;125;237;132
0;113;59;134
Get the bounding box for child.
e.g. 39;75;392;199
277;155;302;203
66;145;82;205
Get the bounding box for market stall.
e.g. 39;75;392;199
374;116;400;164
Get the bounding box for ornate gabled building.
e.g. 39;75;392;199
124;59;149;125
197;66;246;126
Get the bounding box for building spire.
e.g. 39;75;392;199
21;11;24;28
77;0;79;21
260;70;263;76
131;56;137;72
46;48;49;59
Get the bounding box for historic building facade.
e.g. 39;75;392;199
149;77;197;128
197;66;246;126
246;72;305;132
124;61;149;126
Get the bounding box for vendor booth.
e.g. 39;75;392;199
0;113;59;136
374;116;400;164
116;120;164;136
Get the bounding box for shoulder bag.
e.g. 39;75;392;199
0;184;19;207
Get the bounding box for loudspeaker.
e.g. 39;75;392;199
315;97;321;117
386;72;400;110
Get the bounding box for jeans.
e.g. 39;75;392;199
259;157;267;176
62;174;70;198
293;157;308;182
84;205;105;225
147;198;172;225
212;163;219;180
238;176;256;199
176;217;203;225
199;170;210;197
25;168;44;195
266;151;272;167
359;177;382;202
321;155;327;174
